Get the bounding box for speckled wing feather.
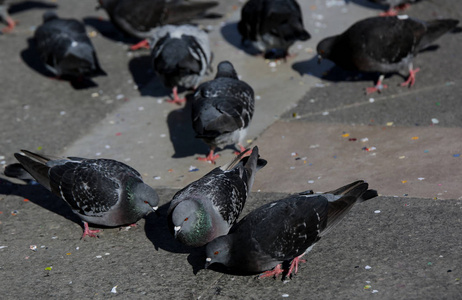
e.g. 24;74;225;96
48;159;142;216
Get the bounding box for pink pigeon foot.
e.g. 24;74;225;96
233;144;248;155
165;86;186;104
259;264;285;279
401;67;420;88
197;149;220;164
81;222;101;239
366;75;388;94
130;39;150;51
379;3;410;16
1;17;16;33
286;254;307;277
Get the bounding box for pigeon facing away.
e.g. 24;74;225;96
192;61;254;164
0;0;15;33
205;181;378;278
34;11;107;80
13;150;159;238
150;25;213;104
238;0;311;59
168;146;267;247
367;0;422;16
317;16;459;94
97;0;218;50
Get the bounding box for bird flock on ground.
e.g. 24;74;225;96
1;0;459;279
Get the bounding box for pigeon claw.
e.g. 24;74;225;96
401;68;420;88
1;17;16;33
166;86;186;105
130;39;150;51
259;264;285;279
365;83;388;95
81;222;101;239
287;254;306;278
233;144;249;156
197;151;220;164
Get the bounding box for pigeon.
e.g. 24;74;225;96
367;0;422;16
0;0;15;33
167;146;267;247
149;24;213;104
34;11;107;80
97;0;219;50
192;61;254;164
238;0;311;59
205;180;378;278
317;16;459;94
13;150;159;238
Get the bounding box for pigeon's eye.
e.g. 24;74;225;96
214;251;219;255
184;217;189;222
144;201;149;204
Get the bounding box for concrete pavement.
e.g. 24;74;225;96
1;0;461;299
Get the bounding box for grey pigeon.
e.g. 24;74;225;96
367;0;422;16
34;11;107;80
317;16;459;94
149;24;212;104
97;0;218;50
13;150;159;238
167;146;267;247
0;0;14;33
238;0;311;59
192;61;254;164
205;180;378;278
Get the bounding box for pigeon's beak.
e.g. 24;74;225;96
152;206;159;216
205;257;212;269
317;55;323;64
173;225;181;238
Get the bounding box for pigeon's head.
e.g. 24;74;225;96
170;200;212;247
205;235;232;269
216;61;238;79
316;37;336;63
132;183;159;216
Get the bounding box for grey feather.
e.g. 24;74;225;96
205;180;377;274
167;146;267;247
13;150;159;234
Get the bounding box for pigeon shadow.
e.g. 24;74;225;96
127;55;173;97
166;94;210;158
220;21;261;56
8;1;58;15
292;55;384;83
82;16;140;44
20;38;100;89
0;176;82;226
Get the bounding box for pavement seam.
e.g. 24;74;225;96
282;80;456;121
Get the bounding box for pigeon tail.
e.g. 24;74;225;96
320;181;378;236
229;146;267;192
14;151;53;191
417;19;459;52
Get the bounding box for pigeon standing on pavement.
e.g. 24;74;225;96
34;11;107;80
97;0;218;50
192;61;254;164
367;0;422;16
0;0;15;33
13;150;159;238
205;180;378;277
317;16;459;94
238;0;311;59
149;24;213;104
168;146;267;247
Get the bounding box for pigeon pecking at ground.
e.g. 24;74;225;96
12;150;159;238
0;0;15;33
367;0;422;16
149;24;213;104
167;146;267;247
192;61;255;164
34;11;107;81
238;0;311;59
317;16;459;94
97;0;218;50
205;180;378;278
